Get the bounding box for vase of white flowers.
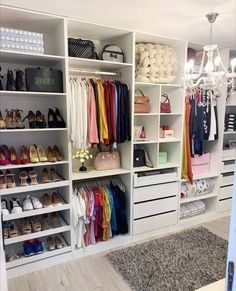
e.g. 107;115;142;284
72;149;93;172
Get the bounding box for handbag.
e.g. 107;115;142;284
133;146;146;167
25;67;63;92
134;90;150;113
68;38;97;59
160;94;171;113
93;151;121;171
100;45;124;63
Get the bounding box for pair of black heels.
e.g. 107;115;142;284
48;108;65;128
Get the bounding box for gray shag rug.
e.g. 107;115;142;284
106;227;227;291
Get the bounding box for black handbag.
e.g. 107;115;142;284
133;146;146;167
100;45;124;62
68;38;96;59
25;68;63;92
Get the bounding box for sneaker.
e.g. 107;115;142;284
32;239;43;254
47;236;55;251
1;199;9;215
31;196;43;209
6;69;15;91
23;240;34;257
15;70;26;91
22;195;33;211
54;236;64;249
10;198;22;214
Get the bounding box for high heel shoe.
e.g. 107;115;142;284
0;170;7;189
48;108;56;128
9;147;20;164
0;110;5;129
55;108;65;128
14;109;25;129
42;168;50;183
37;145;48;162
21;145;30;164
0;146;10;166
6;69;15;91
53;145;63;161
36;111;46;128
5;109;16;129
29;145;39;163
6;170;16;188
23;111;37;129
50;167;60;182
47;146;57;162
29;170;38;185
19;171;29;186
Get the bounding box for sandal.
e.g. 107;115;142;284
51;212;61;228
9;221;19;237
0;110;6;129
9;146;20;164
53;145;63;161
29;145;39;163
21;145;30;164
5;109;15;129
23;111;37;128
37;145;48;162
42;168;50;183
6;170;16;188
29;170;38;185
36;111;46;128
52;192;63;206
50;167;60;182
22;218;32;234
14;109;25;129
47;146;57;162
19;171;29;186
41;193;53;208
0;170;7;189
31;217;42;232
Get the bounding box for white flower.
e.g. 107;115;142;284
80;158;85;163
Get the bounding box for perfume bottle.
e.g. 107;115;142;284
140;126;146;139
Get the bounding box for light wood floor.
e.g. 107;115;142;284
8;216;230;291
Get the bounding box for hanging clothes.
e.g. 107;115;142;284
72;179;128;248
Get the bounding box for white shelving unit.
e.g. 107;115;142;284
0;4;232;278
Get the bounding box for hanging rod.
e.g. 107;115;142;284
69;68;121;76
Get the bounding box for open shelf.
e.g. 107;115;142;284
133;162;179;173
72;168;130;181
0;160;69;171
224;131;236;135
133;140;158;144
180;210;216;223
0;128;68;133
181;172;219;182
159;138;181;143
135;82;181;87
0;91;66;97
134;113;159;116
180;192;218;204
3;203;70;221
0;180;69;196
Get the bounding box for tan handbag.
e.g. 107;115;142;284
134;90;150;113
93;151;121;171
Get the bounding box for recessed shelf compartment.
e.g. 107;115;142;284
159;142;181;165
134;115;159;141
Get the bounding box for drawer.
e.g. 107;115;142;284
221;174;234;186
218;198;232;213
134;168;178;188
219;185;233;200
221;161;235;173
133;211;177;235
134;196;177;219
134;182;178;203
222;149;236;161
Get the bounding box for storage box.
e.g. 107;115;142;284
191;153;210;175
163;129;174;138
159;152;167;164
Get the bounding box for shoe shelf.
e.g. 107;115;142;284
0;180;69;196
72;168;130;181
0;91;67;97
6;235;71;269
180;192;218;204
0;160;69;171
4;219;70;246
0;128;68;133
0;50;65;65
3;203;70;221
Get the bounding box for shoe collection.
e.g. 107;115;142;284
0;69;26;91
0;144;63;165
3;212;62;239
1;192;64;215
0;108;65;129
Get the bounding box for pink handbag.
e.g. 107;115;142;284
93;151;121;171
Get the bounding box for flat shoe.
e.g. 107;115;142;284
54;236;64;249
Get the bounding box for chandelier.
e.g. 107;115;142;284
185;12;236;88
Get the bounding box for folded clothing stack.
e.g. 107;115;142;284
225;113;236;132
180;200;206;219
181;178;215;199
0;27;44;54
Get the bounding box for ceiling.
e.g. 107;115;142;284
1;0;236;49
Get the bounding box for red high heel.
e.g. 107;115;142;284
0;146;10;166
20;145;30;164
9;147;20;164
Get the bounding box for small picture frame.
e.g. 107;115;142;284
229;140;236;149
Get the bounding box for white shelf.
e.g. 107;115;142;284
4;220;70;245
0;128;68;133
226;104;236;107
134;113;159;116
159;138;181;143
0;50;65;65
133;140;158;144
6;236;71;269
224;131;236;135
3;204;70;221
180;211;215;224
0;91;66;97
180;193;218;204
133;163;179;173
0;160;69;171
0;180;69;196
160;113;182;116
181;172;219;182
68;57;132;71
135;82;181;87
72;168;130;181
